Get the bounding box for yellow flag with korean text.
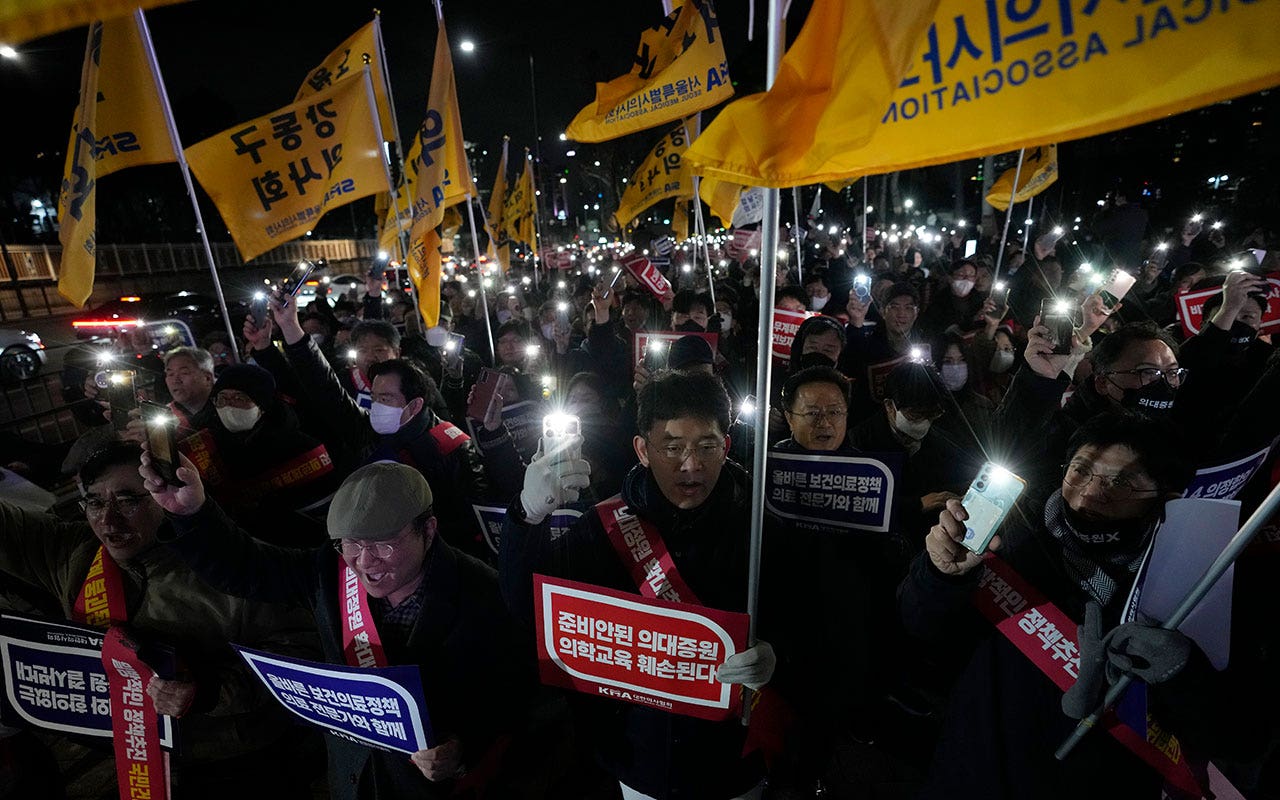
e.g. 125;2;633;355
685;0;940;187
57;16;178;307
486;138;509;268
501;156;537;252
184;69;390;262
566;0;733;143
0;0;184;45
984;144;1058;211
295;18;397;142
614;122;694;227
405;20;473;322
690;0;1280;186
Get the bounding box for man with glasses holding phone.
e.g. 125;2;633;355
144;459;532;798
0;441;320;797
502;371;782;800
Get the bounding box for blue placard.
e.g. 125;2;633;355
467;400;543;461
765;451;897;532
0;614;174;746
473;504;584;555
235;645;432;755
1183;444;1272;500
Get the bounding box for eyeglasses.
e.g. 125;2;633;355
1102;367;1187;388
785;408;845;424
646;439;725;464
80;493;152;518
885;303;918;314
333;539;401;559
1062;463;1159;497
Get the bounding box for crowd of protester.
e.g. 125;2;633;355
1;194;1278;799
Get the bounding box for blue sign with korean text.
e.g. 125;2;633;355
235;646;432;755
765;451;897;533
473;504;584;555
0;614;174;746
1183;444;1272;500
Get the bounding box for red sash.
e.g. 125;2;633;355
183;435;332;503
101;627;171;800
596;496;701;605
974;554;1203;797
179;429;225;489
428;421;470;457
349;367;372;394
338;557;387;669
72;546;128;627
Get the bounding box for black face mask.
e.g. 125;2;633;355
1228;321;1258;351
1063;504;1155;556
675;319;706;333
1114;378;1176;417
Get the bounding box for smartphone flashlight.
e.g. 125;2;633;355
346;348;358;360
993;281;1006;292
525;343;541;359
542;412;581;438
909;346;925;362
1191;213;1204;223
556;301;569;313
1212;221;1223;230
1053;299;1072;315
1053;226;1064;236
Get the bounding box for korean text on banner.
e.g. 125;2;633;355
0;614;174;746
684;0;939;187
633;331;719;372
407;21;472;242
1176;277;1280;338
501;157;537;251
689;0;1280;186
57;16;178;307
566;0;733;143
472;505;583;555
1183;443;1274;501
236;645;432;755
184;70;389;262
534;575;749;721
615;123;694;227
985;144;1058;211
765;451;898;533
622;253;674;302
295;19;396;142
770;308;813;362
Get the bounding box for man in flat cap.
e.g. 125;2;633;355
140;455;534;799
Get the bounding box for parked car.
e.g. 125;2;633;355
71;292;246;341
0;329;47;381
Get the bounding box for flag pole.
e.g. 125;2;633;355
463;194;497;362
791;186;804;283
744;0;785;719
527;55;545;290
991;147;1026;285
861;178;869;263
680;116;716;308
372;14;413;269
1021;195;1035;254
1057;479;1280;760
135;9;240;363
526;149;546;290
361;63;416;315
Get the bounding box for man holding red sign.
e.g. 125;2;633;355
502;371;781;800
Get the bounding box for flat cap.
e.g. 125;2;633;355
327;462;433;540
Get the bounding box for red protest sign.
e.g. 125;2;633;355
1176;276;1280;338
540;249;575;270
632;330;719;372
534;575;749;721
771;308;814;362
622;253;673;301
725;228;762;261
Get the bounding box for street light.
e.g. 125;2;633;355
459;39;476;53
903;198;915;210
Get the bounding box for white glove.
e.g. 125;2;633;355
519;434;590;525
716;641;776;691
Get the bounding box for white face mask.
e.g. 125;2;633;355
309;332;326;347
990;349;1016;374
719;313;733;332
497;309;513;325
809;294;829;311
940;363;969;392
952;279;976;297
425;326;449;348
894;409;932;440
369;402;405;435
541;322;556;341
217;404;261;433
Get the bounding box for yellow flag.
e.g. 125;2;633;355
614;122;694;227
685;0;939;187
184;69;390;262
501;156;537;251
407;229;444;326
486;138;509;265
57;16;178;307
1;0;183;45
566;0;733;143
697;175;742;229
296;19;398;145
672;199;689;242
693;0;1280;185
985;144;1058;211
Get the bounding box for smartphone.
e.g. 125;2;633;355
250;291;270;329
963;239;978;259
989;281;1010;309
1097;269;1136;312
853;274;872;303
601;266;626;299
443;332;466;369
959;462;1027;555
106;370;138;433
736;394;758;427
643;340;671;372
1040;297;1075;356
467;368;517;421
907;343;933;365
141;401;185;487
279;260;318;298
542;413;582;461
